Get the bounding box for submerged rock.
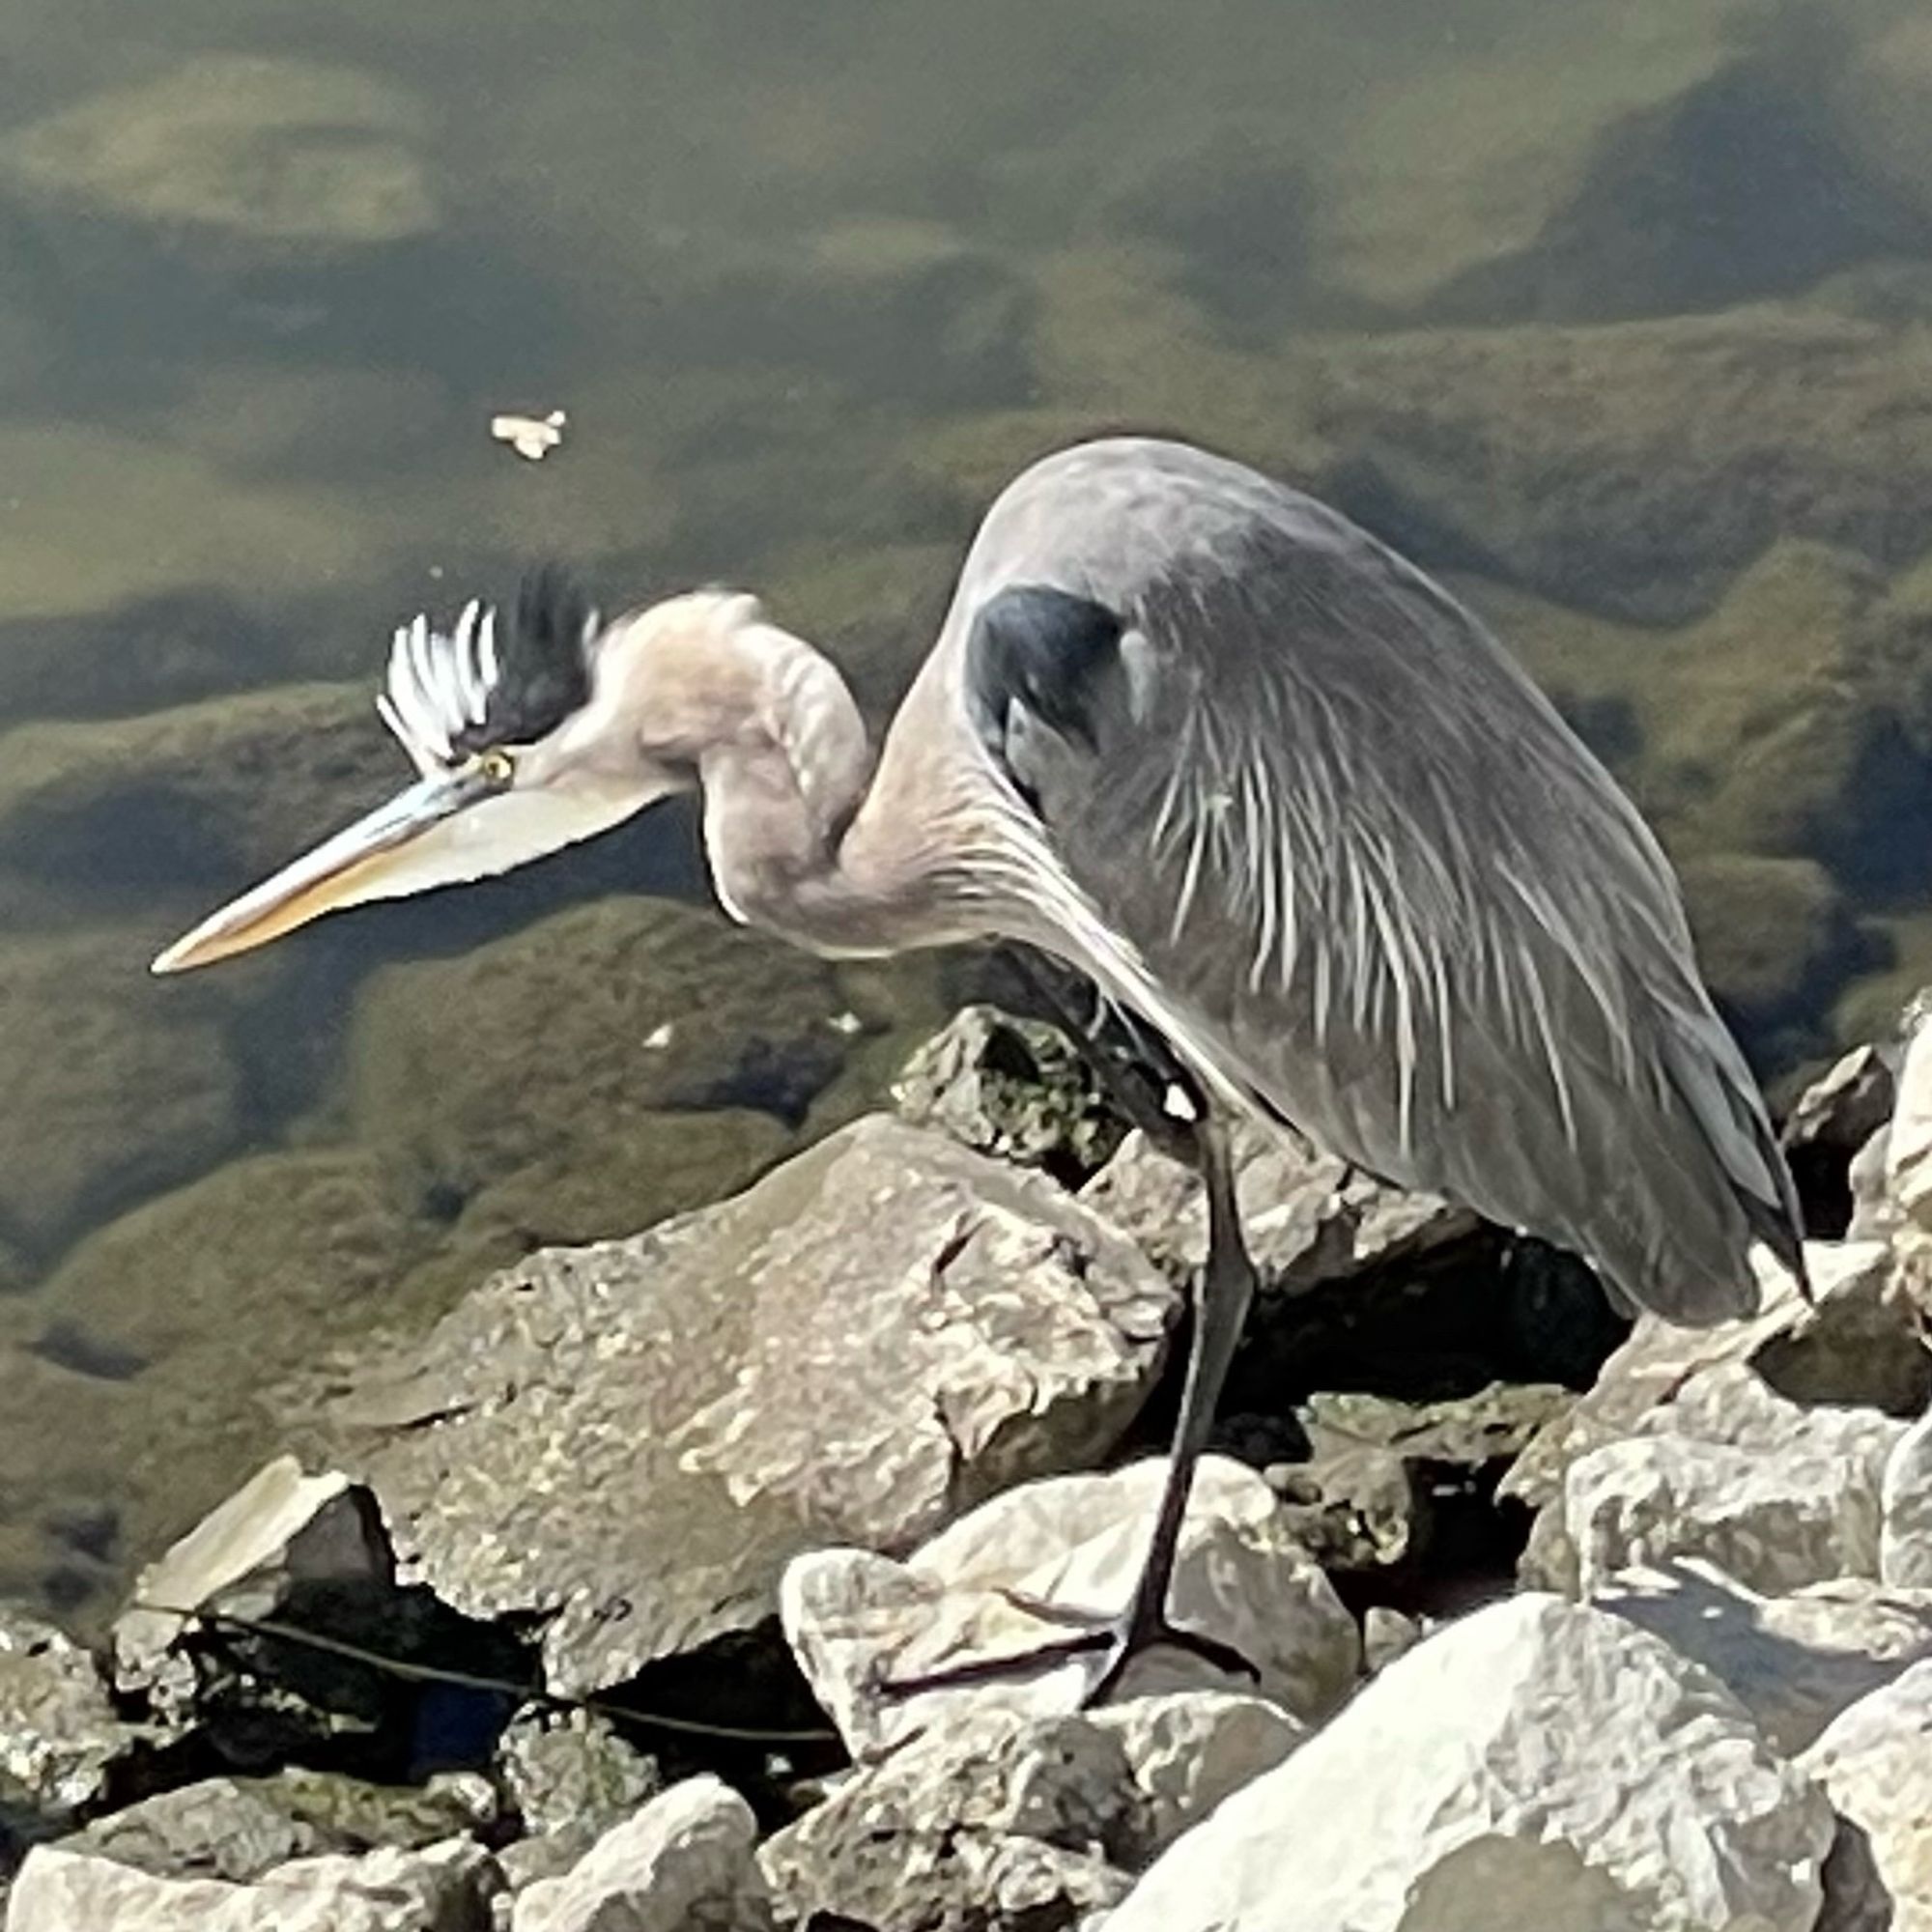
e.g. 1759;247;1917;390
512;1776;769;1932
0;55;438;254
0;681;394;898
0;928;243;1251
348;895;866;1201
780;1456;1356;1759
320;1116;1175;1694
1102;1593;1833;1932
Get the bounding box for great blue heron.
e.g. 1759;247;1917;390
154;436;1805;1701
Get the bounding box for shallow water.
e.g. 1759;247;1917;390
3;0;1932;1616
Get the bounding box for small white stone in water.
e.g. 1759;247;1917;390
827;1010;864;1036
1161;1084;1199;1122
490;408;567;460
641;1022;673;1050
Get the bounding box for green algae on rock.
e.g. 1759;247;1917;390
347;895;871;1200
0;683;396;896
0;931;244;1253
0;55;438;254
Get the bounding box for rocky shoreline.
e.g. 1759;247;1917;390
1;998;1929;1929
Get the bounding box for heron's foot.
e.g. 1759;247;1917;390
877;1589;1261;1710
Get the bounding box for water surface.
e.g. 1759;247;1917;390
3;0;1931;1616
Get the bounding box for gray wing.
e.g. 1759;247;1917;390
952;438;1802;1321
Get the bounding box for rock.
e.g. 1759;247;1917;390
0;928;242;1250
1264;1382;1568;1577
320;1117;1175;1694
1831;16;1932;228
114;1457;391;1708
0;1608;144;1847
512;1776;770;1932
1361;1606;1423;1673
0;55;437;253
101;1456;516;1771
1783;1042;1898;1237
1102;1593;1833;1932
1558;1364;1905;1596
1080;1116;1474;1296
0;682;395;900
5;1835;497;1931
1595;1561;1932;1755
1799;1658;1932;1932
0;591;281;725
1883;1409;1932;1589
347;895;867;1200
495;1707;660;1863
1887;1016;1932;1275
780;1456;1357;1759
32;1152;435;1551
757;1708;1133;1932
891;1005;1124;1184
51;1769;494;1885
1504;1239;1928;1530
1316;311;1932;623
1083;1691;1305;1858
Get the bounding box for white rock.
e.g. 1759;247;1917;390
1595;1560;1932;1754
1882;1408;1932;1589
1103;1594;1833;1932
1799;1657;1932;1931
1566;1434;1880;1597
1888;1018;1932;1239
1558;1366;1906;1597
5;1836;495;1932
1084;1691;1306;1855
512;1776;769;1932
757;1706;1133;1930
780;1456;1357;1758
1506;1238;1926;1536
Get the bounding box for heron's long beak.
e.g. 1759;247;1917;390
151;770;498;974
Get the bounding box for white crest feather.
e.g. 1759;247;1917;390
376;600;509;772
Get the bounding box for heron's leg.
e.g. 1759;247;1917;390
881;1114;1260;1706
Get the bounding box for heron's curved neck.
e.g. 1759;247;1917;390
693;622;977;957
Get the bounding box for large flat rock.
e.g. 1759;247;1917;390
320;1116;1176;1693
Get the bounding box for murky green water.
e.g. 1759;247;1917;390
4;0;1932;1618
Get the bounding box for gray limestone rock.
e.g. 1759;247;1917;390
1505;1238;1930;1592
495;1707;660;1868
1882;1408;1932;1589
891;1005;1123;1182
322;1116;1175;1694
1594;1561;1932;1756
780;1456;1357;1760
0;1608;143;1846
1102;1594;1833;1932
757;1708;1133;1932
1548;1363;1905;1597
1799;1657;1932;1932
511;1777;770;1932
1080;1116;1474;1296
5;1835;498;1932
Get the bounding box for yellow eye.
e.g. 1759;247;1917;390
477;749;515;784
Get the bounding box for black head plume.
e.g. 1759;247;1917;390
379;564;602;771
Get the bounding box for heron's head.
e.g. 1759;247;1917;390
151;569;736;974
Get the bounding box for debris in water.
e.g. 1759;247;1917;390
490;409;567;461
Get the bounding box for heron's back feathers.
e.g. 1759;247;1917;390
941;437;1803;1323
